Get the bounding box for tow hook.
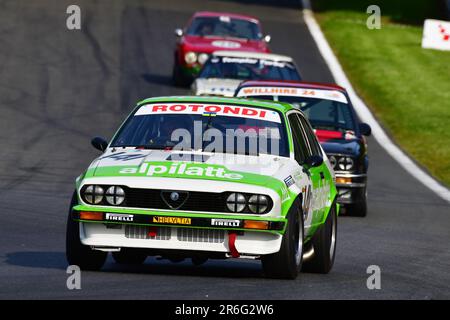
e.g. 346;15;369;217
228;231;240;258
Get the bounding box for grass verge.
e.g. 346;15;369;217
312;0;450;187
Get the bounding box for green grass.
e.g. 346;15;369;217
313;0;450;187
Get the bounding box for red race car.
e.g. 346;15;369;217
172;11;271;86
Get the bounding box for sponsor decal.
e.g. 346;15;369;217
302;185;312;220
210;87;234;94
152;216;191;225
211;40;241;49
211;219;240;227
284;175;295;187
222;57;258;64
105;213;134;222
99;152;146;161
237;87;348;104
119;162;244;180
219;57;292;69
135;103;281;123
280;184;291;203
311;181;331;212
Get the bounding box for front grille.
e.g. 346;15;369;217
125;188;227;212
125;225;171;240
124;225;225;244
80;184;273;214
177;228;225;243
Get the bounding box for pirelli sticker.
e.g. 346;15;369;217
152;216;192;225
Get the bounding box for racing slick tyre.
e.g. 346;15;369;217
112;249;147;265
66;192;107;271
172;61;189;87
261;200;304;279
302;201;337;274
346;187;367;217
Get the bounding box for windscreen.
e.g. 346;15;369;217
186;16;261;40
199;56;301;81
111;103;289;157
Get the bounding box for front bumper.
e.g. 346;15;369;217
335;173;367;204
72;205;286;256
79;222;283;256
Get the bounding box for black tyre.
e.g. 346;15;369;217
172;61;189;87
346;201;367;217
112;249;147;265
66;192;107;271
346;187;367;217
261;201;304;279
302;202;337;274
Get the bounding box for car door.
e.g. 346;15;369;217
297;113;331;223
287;112;316;230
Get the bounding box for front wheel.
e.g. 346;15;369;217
302;202;337;274
66;192;107;271
261;202;304;279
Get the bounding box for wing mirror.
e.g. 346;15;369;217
304;155;323;168
175;28;183;37
359;123;372;136
264;34;271;43
91;137;108;152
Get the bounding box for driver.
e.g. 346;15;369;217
198;21;214;36
148;116;192;148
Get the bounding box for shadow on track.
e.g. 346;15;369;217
5;252;68;270
103;258;264;279
5;252;264;279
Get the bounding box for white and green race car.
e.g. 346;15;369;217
66;96;338;279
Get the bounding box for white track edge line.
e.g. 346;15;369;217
301;0;450;203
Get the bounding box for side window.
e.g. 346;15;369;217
288;114;310;164
297;114;322;156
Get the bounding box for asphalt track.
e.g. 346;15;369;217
0;0;449;299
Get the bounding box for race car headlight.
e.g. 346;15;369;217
338;156;354;171
226;193;246;213
197;53;209;65
83;185;104;204
329;155;337;169
105;186;125;206
184;51;197;64
248;195;269;214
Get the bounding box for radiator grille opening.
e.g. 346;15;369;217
124;225;226;244
177;228;225;243
125;225;171;240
